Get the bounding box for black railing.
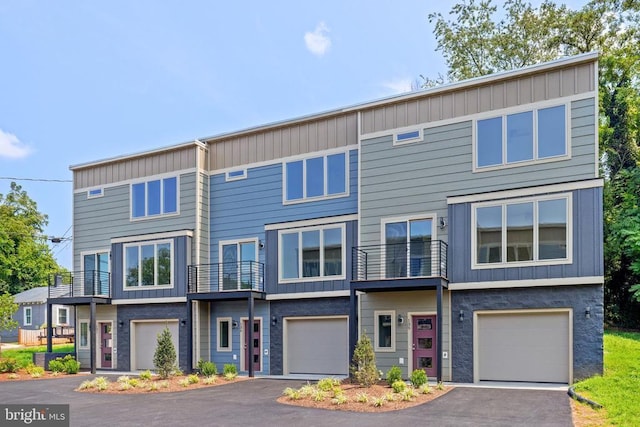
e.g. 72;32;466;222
351;241;448;281
48;270;111;298
188;261;265;293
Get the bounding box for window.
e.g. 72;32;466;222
217;317;232;352
220;239;258;291
284;152;348;203
279;224;345;282
394;129;423;145
473;194;570;268
131;177;178;218
476;104;567;169
57;307;68;325
124;240;173;288
383;217;434;278
79;321;89;348
87;188;103;198
374;311;395;352
225;169;247;181
83;251;109;296
24;307;32;326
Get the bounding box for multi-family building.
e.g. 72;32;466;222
47;52;603;384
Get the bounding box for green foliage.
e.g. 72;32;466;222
25;363;44;377
436;381;445;391
391;380;407;393
153;327;177;379
410;369;428;388
0;357;20;373
386;365;402;386
573;331;640;426
187;374;200;384
371;396;386;407
401;387;418;401
178;378;190;387
350;332;378;387
202;376;216;385
0;344;73;368
316;377;341;392
355;392;369;403
0;293;18;346
139;370;152;380
48;359;64;373
222;363;237;375
82;377;109;391
197;359;218;377
419;383;432;394
331;394;348;405
61;355;80;374
312;389;327;402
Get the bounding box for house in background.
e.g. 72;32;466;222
1;287;73;344
48;52;603;384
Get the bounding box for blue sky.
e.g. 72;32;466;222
0;1;588;269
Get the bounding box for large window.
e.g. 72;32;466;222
476;104;567;169
124;240;173;288
24;307;32;326
473;194;570;268
217;317;232;352
374;310;395;352
383;217;434;278
279;224;345;282
131;176;178;219
284;152;347;203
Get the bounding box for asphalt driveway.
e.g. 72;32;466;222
0;376;573;427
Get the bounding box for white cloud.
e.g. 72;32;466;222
381;78;413;95
304;22;331;57
0;129;32;159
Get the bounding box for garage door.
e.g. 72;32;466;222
285;317;348;375
477;311;570;383
132;321;179;371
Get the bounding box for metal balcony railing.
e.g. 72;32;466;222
351;241;448;281
188;261;265;293
48;270;111;298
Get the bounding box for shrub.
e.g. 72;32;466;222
372;397;386;407
299;384;315;397
128;378;140;388
384;391;396;401
312;389;327;402
153;327;177;379
386;365;403;386
401;387;418;401
410;369;428;388
437;381;445;390
117;375;130;384
78;380;94;390
331;394;348;405
25;363;43;376
178;378;190;387
419;383;432;394
139;370;153;380
197;360;218;377
392;380;407;393
93;377;109;391
0;358;20;373
61;355;80;374
147;382;159;391
355;392;369;403
7;373;18;379
316;377;341;392
188;374;200;384
203;376;217;385
48;359;65;373
350;332;378;387
223;363;237;375
119;382;132;391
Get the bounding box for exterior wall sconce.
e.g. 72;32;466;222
118;320;124;328
232;320;239;329
271;315;277;326
259;240;265;250
397;314;404;325
459;310;464;322
439;217;447;230
180;319;187;326
585;306;591;319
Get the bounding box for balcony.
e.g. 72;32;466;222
48;270;111;299
188;261;265;294
351;241;448;284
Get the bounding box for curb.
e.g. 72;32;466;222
567;386;603;409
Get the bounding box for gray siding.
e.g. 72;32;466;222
197;301;210;362
449;187;603;283
359;97;597;248
269;297;350;375
451;285;603;382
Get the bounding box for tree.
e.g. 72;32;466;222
153;327;177;379
0;182;63;294
0;292;19;354
350;331;378;387
426;0;640;327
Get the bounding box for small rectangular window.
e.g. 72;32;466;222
217;318;232;352
87;188;103;198
374;310;395;352
394;129;422;145
225;169;247;181
163;177;178;213
24;307;32;326
79;321;89;348
58;308;68;325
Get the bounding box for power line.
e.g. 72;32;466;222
0;176;72;183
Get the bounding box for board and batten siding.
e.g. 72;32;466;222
448;186;603;283
359;290;451;381
359;97;597;248
209;149;358;268
360;61;595;134
208;113;358;170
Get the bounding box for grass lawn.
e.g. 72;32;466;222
573;330;640;426
0;344;76;367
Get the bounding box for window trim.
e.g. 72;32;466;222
56;307;69;326
374;310;396;352
282;150;350;205
217;317;233;352
129;175;180;221
380;214;438;279
472;100;571;172
393;128;423;146
79;319;89;349
225;169;247;182
123;239;175;290
471;193;572;270
278;223;347;284
23;306;32;326
87;188;104;199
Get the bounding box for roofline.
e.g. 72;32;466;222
69;139;207;171
199;52;599;143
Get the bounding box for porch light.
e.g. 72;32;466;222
271;315;277;326
397;314;404;325
459;310;464;322
232;320;239;329
585;306;591;319
439;217;447;230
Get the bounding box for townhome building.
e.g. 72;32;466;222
47;51;602;384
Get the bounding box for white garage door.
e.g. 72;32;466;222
285;317;348;375
477;311;570;383
132;321;179;371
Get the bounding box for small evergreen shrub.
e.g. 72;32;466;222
0;358;20;373
386;365;403;386
153;327;177;379
139;370;153;380
392;379;407;393
61;355;80;374
223;363;237;375
410;369;428;388
187;374;200;384
350;332;378;387
48;359;65;373
197;360;218;377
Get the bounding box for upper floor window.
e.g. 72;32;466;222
394;129;423;146
24;307;32;326
476;104;567;170
225;169;247;181
131;177;178;219
279;224;345;282
87;188;103;198
473;194;571;269
124;240;173;288
284;152;347;203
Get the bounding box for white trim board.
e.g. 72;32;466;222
448;276;604;291
265;214;357;231
111;297;187;305
265;290;350;300
111;230;193;244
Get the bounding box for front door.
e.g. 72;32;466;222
243;319;261;372
412;315;437;378
99;322;113;369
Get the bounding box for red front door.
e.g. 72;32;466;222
243;319;261;372
412;315;437;378
100;322;112;369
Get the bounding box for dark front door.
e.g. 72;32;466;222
100;322;113;368
412;315;437;378
243;319;260;372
